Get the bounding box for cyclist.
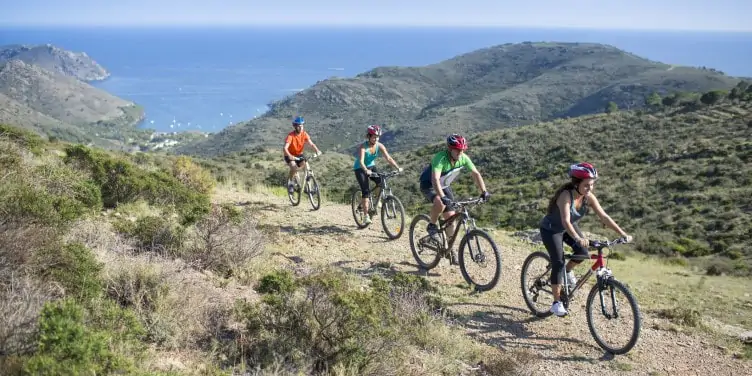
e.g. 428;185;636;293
283;116;322;194
540;162;633;317
418;134;490;264
353;124;403;225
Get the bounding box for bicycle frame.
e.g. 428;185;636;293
561;239;626;306
369;171;397;208
293;155;316;185
436;199;481;252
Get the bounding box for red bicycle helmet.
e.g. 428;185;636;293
367;124;382;136
447;134;468;150
569;162;598;180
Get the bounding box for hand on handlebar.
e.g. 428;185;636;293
577;237;590;249
623;234;633;243
397;167;404;173
440;196;453;207
480;191;491;202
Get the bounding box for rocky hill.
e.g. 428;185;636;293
0;45;147;148
177;42;741;157
0;44;110;81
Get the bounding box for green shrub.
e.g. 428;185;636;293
23;299;142;375
171;155;216;195
34;243;103;302
0;124;44;154
114;216;185;255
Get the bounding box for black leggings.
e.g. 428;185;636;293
354;167;381;198
540;226;588;285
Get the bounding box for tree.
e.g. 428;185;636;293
700;90;726;105
605;101;619;114
662;95;678;107
646;92;662;108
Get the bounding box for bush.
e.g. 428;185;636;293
114;215;185;255
63;145;211;224
171;156;216;195
23;299;144;375
33;243;104;302
0;124;44;154
234;269;444;374
183;204;264;275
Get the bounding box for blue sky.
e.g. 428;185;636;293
1;0;750;31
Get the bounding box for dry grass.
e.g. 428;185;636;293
0;274;61;356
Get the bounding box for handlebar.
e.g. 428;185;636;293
371;170;401;179
451;197;488;209
294;154;318;162
589;237;629;250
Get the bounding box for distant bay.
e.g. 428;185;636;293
2;26;750;132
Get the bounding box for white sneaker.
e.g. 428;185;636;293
550;301;568;317
364;215;372;225
566;271;578;287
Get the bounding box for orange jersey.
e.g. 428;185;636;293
284;130;310;156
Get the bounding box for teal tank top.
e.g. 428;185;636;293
353;141;381;170
540;190;589;232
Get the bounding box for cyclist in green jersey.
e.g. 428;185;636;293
418;134;490;263
354;124;403;224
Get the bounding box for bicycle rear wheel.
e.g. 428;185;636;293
350;190;370;228
520;251;555;318
306;175;321;210
288;177;301;206
409;214;442;270
586;278;641;354
380;195;405;240
458;229;501;292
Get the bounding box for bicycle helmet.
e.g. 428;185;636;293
447;134;468;150
569;162;598;180
292;116;305;126
367;124;382;136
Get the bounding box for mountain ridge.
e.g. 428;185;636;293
177;42;741;157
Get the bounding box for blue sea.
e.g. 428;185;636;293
1;26;750;132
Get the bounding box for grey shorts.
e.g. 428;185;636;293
420;185;455;213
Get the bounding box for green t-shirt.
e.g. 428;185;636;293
419;150;475;189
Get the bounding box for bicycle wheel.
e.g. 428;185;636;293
458;229;501;292
586;278;641;354
306;175;321;210
520;251;555;318
350;190;370;229
288;177;301;206
409;214;442;270
380;195;405;240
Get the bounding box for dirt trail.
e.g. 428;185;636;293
219;188;750;376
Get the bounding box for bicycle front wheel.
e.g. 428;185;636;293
520;251;554;318
306;176;321;210
380;195;405;240
409;214;442;270
350;190;370;228
586;278;641;355
288;178;301;206
458;229;501;292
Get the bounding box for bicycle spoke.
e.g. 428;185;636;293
586;279;641;354
459;229;501;291
521;252;555;317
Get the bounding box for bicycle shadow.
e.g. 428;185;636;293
234;200;281;212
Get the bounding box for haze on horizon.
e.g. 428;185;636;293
1;0;750;32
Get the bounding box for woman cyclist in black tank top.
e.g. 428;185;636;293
540;162;633;317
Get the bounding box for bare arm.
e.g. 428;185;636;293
379;143;400;170
470;166;487;193
358;146;370;174
431;170;444;197
283;142;293;158
557;192;584;243
588;194;629;237
306;138;322;155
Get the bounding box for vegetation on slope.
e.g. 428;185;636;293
178;42;741;157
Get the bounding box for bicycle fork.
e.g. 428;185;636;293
596;269;620;319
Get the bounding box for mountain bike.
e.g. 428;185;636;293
408;198;501;292
288;154;321;210
350;170;405;240
520;237;641;355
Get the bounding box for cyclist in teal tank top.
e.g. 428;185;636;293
353;125;403;225
540;162;633;317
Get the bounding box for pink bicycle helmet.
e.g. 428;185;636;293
569;162;598;180
447;134;468;150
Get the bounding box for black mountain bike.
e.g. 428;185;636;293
288;154;321;210
350;170;406;240
520;237;641;354
408;198;501;292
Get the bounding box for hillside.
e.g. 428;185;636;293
1;125;750;374
0;45;149;148
0;44;110;81
200;88;752;275
177;42;741;157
